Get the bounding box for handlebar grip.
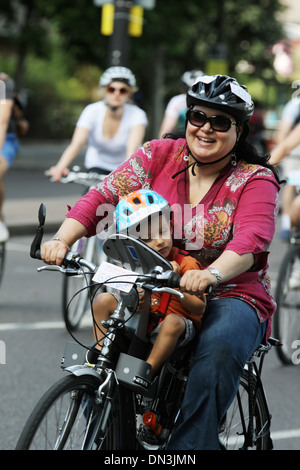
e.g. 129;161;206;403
32;249;42;260
167;272;181;288
168;272;213;293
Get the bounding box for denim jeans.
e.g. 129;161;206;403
167;298;267;450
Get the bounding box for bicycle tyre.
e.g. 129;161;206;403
62;237;99;331
219;369;271;450
274;245;300;365
0;242;5;287
15;374;135;450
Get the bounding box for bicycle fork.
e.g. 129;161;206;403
79;369;118;450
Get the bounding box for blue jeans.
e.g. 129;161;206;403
1;133;19;166
167;298;267;450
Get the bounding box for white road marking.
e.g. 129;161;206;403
271;428;300;440
0;317;92;331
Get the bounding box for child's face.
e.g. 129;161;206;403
139;213;173;258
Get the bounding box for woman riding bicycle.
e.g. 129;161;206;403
48;66;148;181
41;74;280;450
0;72;20;241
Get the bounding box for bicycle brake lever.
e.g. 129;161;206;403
37;264;83;276
37;265;67;273
152;287;184;300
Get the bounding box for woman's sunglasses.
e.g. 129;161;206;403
187;109;237;132
107;86;130;95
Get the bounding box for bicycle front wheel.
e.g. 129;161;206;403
274;245;300;365
219;370;271;450
15;374;124;450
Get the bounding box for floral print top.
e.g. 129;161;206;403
67;138;280;338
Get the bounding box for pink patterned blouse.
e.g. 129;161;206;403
67;138;280;338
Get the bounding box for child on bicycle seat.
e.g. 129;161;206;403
91;189;206;378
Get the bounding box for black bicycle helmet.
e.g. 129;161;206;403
186;75;254;122
99;66;136;88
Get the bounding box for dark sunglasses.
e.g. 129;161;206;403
107;86;129;95
187;109;237;132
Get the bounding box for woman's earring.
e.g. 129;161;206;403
231;152;237;167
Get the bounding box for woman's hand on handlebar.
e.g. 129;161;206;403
40;219;88;265
48;165;69;183
40;239;70;266
179;269;218;294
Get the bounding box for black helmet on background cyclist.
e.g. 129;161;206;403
99;66;136;88
187;74;254;123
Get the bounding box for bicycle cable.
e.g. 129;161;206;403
64;272;152;353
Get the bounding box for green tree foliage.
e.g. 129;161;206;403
0;0;285;137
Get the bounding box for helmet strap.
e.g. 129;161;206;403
172;145;236;179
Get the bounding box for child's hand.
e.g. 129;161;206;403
170;260;181;275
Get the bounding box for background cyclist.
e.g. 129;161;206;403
0;72;20;242
270;94;300;240
48;66;148;182
159;70;203;138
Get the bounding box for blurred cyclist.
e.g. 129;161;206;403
0;72;20;242
49;66;148;182
159;70;203;138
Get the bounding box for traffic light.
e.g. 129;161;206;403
94;0;156;37
128;4;143;37
99;1;114;36
128;1;156;37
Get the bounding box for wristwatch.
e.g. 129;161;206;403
207;267;222;286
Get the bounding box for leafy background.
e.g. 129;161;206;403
0;0;288;139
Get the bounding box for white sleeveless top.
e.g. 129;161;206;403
77;100;148;171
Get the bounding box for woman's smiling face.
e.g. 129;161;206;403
186;105;241;164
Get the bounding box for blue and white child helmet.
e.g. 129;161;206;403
115;189;169;233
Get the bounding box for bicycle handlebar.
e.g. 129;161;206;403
37;251;181;286
30;203;211;297
136;270;181;289
45;167;106;187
